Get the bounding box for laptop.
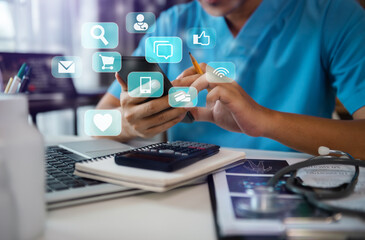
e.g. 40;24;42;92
45;139;146;210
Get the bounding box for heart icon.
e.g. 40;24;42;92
93;114;113;132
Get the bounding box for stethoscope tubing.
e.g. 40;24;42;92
267;156;363;187
266;155;365;218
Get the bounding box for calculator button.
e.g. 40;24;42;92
159;149;175;154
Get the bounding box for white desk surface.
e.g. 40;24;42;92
42;136;311;240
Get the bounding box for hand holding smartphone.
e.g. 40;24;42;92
118;56;194;123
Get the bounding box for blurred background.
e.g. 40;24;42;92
0;0;190;136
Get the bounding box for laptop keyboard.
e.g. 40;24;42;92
45;146;103;193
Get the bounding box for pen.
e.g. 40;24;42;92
189;52;211;92
4;77;14;93
8;63;27;94
188;52;203;74
17;66;32;93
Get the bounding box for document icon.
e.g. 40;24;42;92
58;61;75;74
52;56;82;78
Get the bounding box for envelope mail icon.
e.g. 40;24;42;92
58;61;75;74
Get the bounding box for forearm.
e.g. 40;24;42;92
263;110;365;159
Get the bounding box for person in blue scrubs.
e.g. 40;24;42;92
97;0;365;159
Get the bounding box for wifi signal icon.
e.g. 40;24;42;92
207;62;235;83
213;67;229;78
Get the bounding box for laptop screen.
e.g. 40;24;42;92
0;52;77;96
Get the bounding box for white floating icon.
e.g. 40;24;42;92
134;14;149;31
174;91;191;102
213;67;229;78
90;25;109;46
140;76;152;93
99;54;115;70
193;31;210;46
153;40;173;59
58;61;75;73
93;113;113;132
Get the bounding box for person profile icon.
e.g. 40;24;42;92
133;14;149;31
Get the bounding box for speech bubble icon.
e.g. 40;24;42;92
156;44;173;59
146;37;182;63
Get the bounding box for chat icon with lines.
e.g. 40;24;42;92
145;37;182;63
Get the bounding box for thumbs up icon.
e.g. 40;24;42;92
193;31;210;46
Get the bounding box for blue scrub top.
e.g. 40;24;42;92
108;0;365;152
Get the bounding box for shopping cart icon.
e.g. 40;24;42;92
99;54;115;70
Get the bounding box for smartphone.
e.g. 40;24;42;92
118;56;194;123
140;77;152;93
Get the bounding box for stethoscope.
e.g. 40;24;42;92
136;22;148;30
238;147;365;218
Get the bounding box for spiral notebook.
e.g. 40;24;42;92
74;149;246;192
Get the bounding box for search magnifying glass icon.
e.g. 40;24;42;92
90;25;109;46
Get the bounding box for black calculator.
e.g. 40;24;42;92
114;141;220;172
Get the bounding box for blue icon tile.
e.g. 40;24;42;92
51;56;82;78
128;72;164;98
145;37;182;63
82;22;118;49
186;28;216;49
84;110;121;136
92;52;121;72
206;62;236;83
168;87;198;108
126;12;156;33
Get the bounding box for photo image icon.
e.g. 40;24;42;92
145;37;182;63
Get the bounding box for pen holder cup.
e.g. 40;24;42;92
0;95;45;240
